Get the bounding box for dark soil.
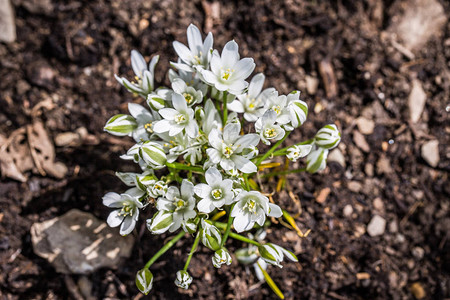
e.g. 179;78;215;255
1;0;449;299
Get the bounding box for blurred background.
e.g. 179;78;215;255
0;0;449;299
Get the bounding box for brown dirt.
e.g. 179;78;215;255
1;0;449;299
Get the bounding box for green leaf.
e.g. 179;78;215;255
256;261;285;299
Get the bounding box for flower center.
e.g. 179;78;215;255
243;199;257;214
119;203;134;217
174;197;186;210
144;122;153;133
211;188;223;200
183;92;194;104
221;68;234;81
223;146;234;158
264;128;277;138
193;52;203;65
175;114;187;124
271;105;281;115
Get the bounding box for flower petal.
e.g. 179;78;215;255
248;73;265;98
131;50;146;77
107;210;124;227
103;192;122;208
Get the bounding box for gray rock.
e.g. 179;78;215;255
327;148;346;168
367;215;386;237
356;117;375;135
31;209;134;274
0;0;16;43
421;140;440;167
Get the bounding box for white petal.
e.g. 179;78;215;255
197;198;214;213
128;103;147;119
201;70;219;85
158;108;178;120
208;129;223;150
181;180;194;199
227;100;245;113
234;134;260;152
233;214;251;233
205;167;222;185
173;41;192;64
220;158;235;170
232;155;257;173
171;78;187;93
248;73;265;98
149;55;159;74
103;192;122;208
172;93;187;112
185;121;199;138
120;216;136;235
223;123;240;144
268;203;282;217
222;40;239;67
187;24;203;53
107;210;124;227
169;124;184;136
233;58;255;80
194;183;212;198
131;50;146;77
153;119;171;133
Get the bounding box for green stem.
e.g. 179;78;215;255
257;261;285;299
223;91;228;125
220;204;235;248
261;168;306;178
243;174;250;191
255;132;291;166
183;232;201;271
166;162;203;173
228;232;261;247
145;231;185;269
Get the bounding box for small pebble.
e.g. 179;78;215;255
343;205;353;217
356;117;375;135
412;247;425;260
421;140;440;167
367;215;386;237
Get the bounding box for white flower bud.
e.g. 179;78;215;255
212;248;232;268
181;219;198;234
258;243;298;268
306;147;329;173
139;141;167;168
174;270;193;289
200;219;222;251
286;144;312;162
314;124;341;149
136;268;153;295
235;247;259;265
104;114;137;136
147;94;166;110
147;211;174;234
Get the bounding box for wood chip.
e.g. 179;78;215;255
318;58;337;98
408;79;426;123
315;187;331;204
356;272;371;280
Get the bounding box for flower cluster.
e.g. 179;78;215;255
102;24;341;297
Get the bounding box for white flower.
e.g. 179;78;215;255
201;40;255;95
228;73;276;121
306;146;329;173
147;180;168;198
115;50;159;97
172;24;213;72
230;191;282;232
200;219;222;251
147;87;172;111
103;187;145;236
156;180;197;232
286;144;312;162
286;91;308;128
146;210;174;234
255;110;286;145
212;248;232;268
264;92;291;126
169;68;208;95
171;78;203;106
314;124;341;149
153;93;199;138
206;123;260;173
174;270;193;289
194;167;234;213
258;243;298;268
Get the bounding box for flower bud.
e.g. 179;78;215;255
139;141;167;168
147;180;168;198
136;268;153;295
286;144;312;162
306;147;329;173
242;146;259;159
235;247;259;265
200;219;222;251
258;243;298;268
174;270;193;289
147;211;173;234
181;219;198;234
212;248;232;268
147;94;166;110
288;99;308;128
104;114;137;136
314;124;341;149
